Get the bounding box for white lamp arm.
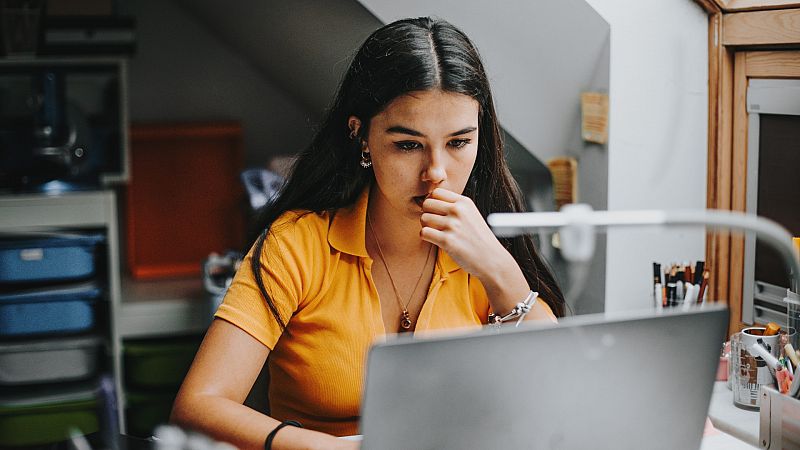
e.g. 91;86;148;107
488;205;800;293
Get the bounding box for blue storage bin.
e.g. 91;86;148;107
0;283;101;337
0;233;104;284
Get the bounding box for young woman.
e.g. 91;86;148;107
171;17;565;450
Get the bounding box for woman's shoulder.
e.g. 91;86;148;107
249;210;334;286
267;209;333;245
272;208;331;229
262;200;363;259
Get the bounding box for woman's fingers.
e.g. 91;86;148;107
427;187;461;202
421;197;452;215
422;188;471;216
420;226;448;248
420;212;452;231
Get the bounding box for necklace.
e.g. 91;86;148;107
367;212;434;332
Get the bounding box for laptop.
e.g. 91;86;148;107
358;305;728;450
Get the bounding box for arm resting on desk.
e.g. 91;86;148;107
171;319;356;450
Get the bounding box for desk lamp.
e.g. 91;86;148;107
488;204;800;326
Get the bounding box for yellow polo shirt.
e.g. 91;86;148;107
215;188;546;436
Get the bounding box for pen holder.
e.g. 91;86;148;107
732;327;782;410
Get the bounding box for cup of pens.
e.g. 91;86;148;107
652;261;709;309
731;324;797;410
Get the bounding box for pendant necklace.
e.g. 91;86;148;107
367;212;434;332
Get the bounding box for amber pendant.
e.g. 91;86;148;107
400;310;413;331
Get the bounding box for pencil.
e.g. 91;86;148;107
697;270;709;304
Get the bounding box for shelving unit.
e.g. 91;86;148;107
0;190;214;438
0;190;126;431
0;56;229;438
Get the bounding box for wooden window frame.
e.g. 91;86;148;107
693;0;800;335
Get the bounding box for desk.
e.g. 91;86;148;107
707;381;760;448
701;430;759;449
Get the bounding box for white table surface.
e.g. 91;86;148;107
706;381;760;448
701;430;759;449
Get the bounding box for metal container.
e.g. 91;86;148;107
732;327;782;410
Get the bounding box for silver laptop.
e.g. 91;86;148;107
359;305;728;450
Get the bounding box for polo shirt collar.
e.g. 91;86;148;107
329;188;370;258
328;187;461;274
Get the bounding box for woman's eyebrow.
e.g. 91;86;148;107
385;125;477;137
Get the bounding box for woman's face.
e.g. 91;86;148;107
357;89;480;220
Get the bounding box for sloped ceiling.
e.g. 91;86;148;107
172;0;608;167
172;0;382;117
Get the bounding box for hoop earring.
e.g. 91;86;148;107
349;129;357;140
360;150;372;169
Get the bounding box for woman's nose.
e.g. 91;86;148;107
421;150;447;184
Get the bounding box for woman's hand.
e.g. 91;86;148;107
419;187;515;280
419;187;555;322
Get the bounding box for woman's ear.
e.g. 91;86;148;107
347;116;362;139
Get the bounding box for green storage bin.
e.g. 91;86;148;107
124;337;201;388
125;390;175;438
0;384;99;446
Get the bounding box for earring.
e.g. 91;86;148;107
360;150;372;169
349;129;357;140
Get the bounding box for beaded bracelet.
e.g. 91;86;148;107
488;290;539;328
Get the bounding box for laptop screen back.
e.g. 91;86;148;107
360;306;728;450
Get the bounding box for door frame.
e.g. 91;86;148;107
693;0;800;335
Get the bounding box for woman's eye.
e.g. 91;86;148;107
394;141;422;151
449;139;471;149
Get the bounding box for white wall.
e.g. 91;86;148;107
585;0;708;312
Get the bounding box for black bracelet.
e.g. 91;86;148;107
264;420;303;450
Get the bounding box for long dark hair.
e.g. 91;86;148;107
251;17;565;330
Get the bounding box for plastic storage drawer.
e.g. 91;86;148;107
0;384;99;447
0;336;101;385
125;390;175;438
124;337;201;388
0;283;101;336
0;232;104;284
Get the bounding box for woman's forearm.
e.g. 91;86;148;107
170;393;343;450
478;253;557;323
